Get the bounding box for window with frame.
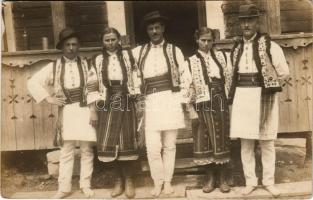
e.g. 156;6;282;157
65;1;108;47
3;1;109;52
12;1;54;51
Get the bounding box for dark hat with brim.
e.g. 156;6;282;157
56;28;80;50
238;4;262;18
141;10;169;28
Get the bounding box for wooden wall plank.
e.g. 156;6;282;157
3;2;16;52
280;0;313;11
294;47;311;131
280;10;313;21
28;62;55;149
278;49;293;132
303;44;313;131
281;20;312;33
288;48;302;132
1;66;17;151
14;67;36;150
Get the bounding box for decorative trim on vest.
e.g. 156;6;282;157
92;48;139;100
188;49;230;103
138;42;180;93
229;33;282;103
53;57;88;107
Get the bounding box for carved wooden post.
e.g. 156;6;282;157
3;2;16;52
264;0;281;36
51;1;66;47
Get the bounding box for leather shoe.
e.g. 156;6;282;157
241;186;256;195
264;185;281;198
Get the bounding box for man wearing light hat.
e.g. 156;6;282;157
132;11;192;197
28;28;99;198
228;4;289;197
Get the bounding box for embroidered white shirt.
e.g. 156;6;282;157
238;34;258;73
238;34;289;79
63;56;81;89
107;51;123;80
132;40;186;79
27;56;84;103
198;50;221;79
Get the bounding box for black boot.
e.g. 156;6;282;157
219;165;231;193
202;165;215;193
111;169;124;197
122;162;136;199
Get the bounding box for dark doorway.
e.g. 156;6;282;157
131;1;201;57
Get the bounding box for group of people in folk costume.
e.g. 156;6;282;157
27;4;289;199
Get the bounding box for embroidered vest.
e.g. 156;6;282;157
188;49;231;103
138;42;180;93
91;49;140;99
52;57;88;107
229;33;282;101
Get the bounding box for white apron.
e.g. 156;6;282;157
145;90;186;131
62;102;97;141
230;87;279;140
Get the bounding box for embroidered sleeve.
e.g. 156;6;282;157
132;46;142;62
223;52;234;99
176;48;192;103
131;46;143;93
177;47;192;90
27;62;54;103
86;55;106;104
270;41;290;80
86;65;101;104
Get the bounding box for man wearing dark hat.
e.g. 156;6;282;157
228;4;289;197
28;28;99;198
132;11;192;197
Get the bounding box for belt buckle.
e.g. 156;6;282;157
252;76;255;85
109;80;112;86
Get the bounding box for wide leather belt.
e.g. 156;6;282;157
237;73;262;87
65;87;82;104
145;74;172;95
108;80;123;86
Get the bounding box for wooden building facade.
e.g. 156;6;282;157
1;1;313;153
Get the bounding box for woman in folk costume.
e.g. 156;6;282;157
229;4;289;197
89;27;141;199
187;27;233;193
27;28;98;198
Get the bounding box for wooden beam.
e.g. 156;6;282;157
51;1;66;48
265;0;281;35
197;1;207;28
107;1;127;35
3;2;16;52
124;1;135;47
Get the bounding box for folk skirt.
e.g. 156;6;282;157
97;85;138;162
193;80;231;165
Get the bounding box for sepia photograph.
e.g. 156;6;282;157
1;0;312;199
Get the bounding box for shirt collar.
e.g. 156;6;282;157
150;40;165;48
243;33;257;44
198;49;210;58
63;56;78;63
107;50;117;56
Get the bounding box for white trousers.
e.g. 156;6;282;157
58;141;94;192
241;139;275;186
145;129;178;186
